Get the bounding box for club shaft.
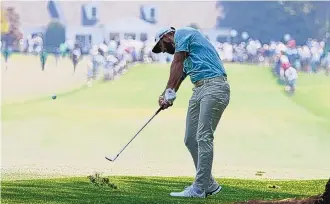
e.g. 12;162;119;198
113;107;162;158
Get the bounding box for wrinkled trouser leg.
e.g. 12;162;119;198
184;78;230;191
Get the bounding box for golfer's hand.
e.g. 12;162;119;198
158;95;172;110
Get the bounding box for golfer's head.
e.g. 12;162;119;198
152;27;176;54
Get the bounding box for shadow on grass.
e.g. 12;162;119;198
2;177;325;204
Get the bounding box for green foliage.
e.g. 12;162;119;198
44;20;66;52
1;7;23;46
218;1;330;44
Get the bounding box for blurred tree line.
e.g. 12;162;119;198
1;7;23;48
1;6;65;52
44;20;66;52
216;1;330;45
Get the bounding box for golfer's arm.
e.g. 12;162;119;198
164;52;187;93
175;78;184;92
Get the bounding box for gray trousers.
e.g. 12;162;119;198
184;76;230;191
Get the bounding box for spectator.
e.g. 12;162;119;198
284;66;298;95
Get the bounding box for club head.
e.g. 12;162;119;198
105;156;115;162
105;155;119;162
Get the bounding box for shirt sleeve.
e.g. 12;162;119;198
174;29;192;53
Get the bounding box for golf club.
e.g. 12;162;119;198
105;107;162;162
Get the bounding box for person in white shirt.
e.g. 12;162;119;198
86;47;105;87
284;66;298;94
279;53;290;81
99;42;108;56
301;45;311;72
310;46;321;73
34;35;43;55
223;43;233;62
104;54;118;80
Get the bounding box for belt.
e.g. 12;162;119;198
193;74;227;87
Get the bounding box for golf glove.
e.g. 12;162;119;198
164;88;176;103
159;88;176;109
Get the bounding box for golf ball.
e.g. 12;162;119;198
52;94;57;100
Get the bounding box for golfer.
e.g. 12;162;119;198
152;27;230;198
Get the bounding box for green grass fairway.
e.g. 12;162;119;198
1;61;329;203
290;71;330;122
1;177;328;204
2;63;329;180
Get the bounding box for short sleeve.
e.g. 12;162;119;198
174;29;192;53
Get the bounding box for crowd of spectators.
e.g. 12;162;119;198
2;30;329;90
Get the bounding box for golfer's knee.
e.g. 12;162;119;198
196;129;214;152
197;128;214;140
184;136;196;149
184;137;191;148
197;138;214;152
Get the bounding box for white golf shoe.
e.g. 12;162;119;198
170;185;206;198
206;181;222;196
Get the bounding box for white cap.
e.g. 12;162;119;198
152;27;176;53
